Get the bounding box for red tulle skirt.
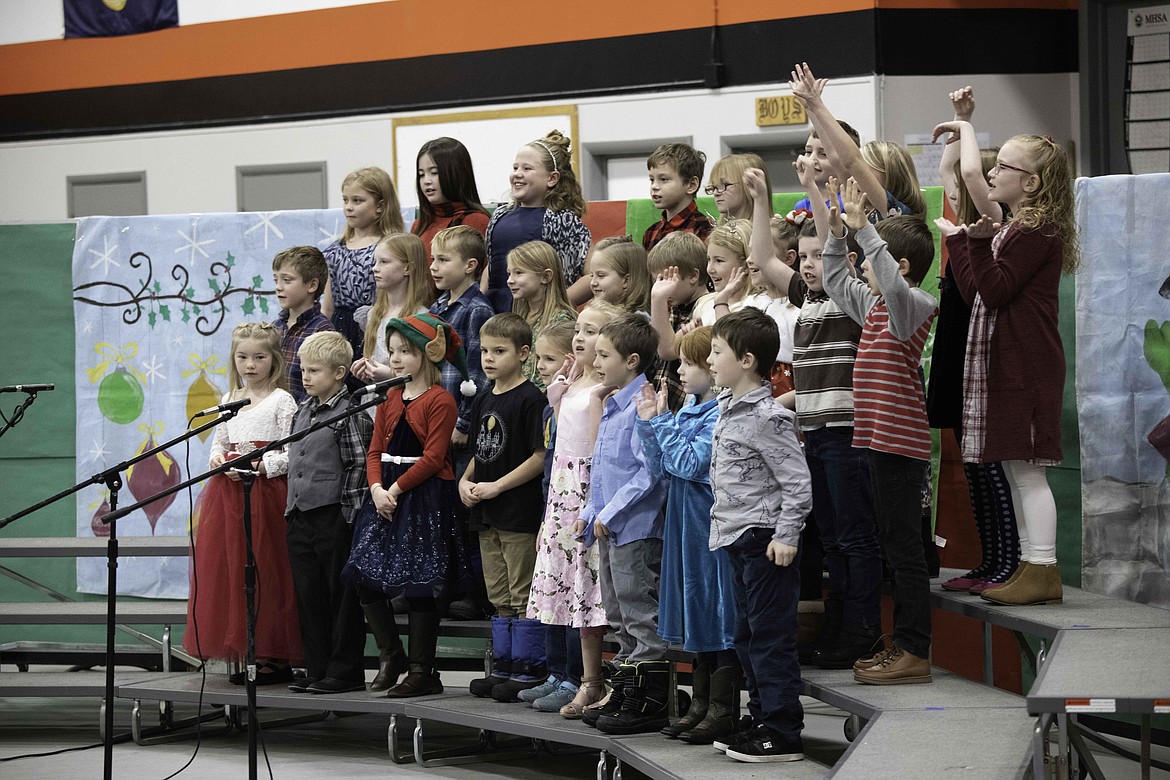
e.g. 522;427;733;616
183;473;302;663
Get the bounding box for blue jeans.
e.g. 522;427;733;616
544;624;583;684
868;450;931;659
726;527;803;742
804;426;881;629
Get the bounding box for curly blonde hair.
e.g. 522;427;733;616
525;130;587;217
1008;134;1079;274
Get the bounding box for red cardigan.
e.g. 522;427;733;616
366;385;456;493
945;224;1065;463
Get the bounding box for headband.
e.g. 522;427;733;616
533;141;559;174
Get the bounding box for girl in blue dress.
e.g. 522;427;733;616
634;325;739;744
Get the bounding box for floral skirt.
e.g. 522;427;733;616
526;454;606;628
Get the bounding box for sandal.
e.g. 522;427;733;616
560;674;608;719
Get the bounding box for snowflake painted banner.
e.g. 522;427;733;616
71;208;411;598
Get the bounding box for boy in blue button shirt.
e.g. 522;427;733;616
578;313;669;735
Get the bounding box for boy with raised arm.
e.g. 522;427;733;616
818;178;938;684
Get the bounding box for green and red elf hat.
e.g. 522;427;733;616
384;312;477;396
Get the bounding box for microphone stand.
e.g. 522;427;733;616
0;388;47;439
0;410;238;780
104;380;402;780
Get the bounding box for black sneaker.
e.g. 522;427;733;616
712;716;757;753
725;728;803;763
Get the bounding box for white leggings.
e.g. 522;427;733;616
1003;460;1057;565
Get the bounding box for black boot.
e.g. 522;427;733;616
470;616;512;697
491;619;548;702
800;597;842;664
661;655;711;738
582;663;629;728
597;660;671;735
813;624;883;670
361;600;407;692
678;663;740;744
385;609;443;698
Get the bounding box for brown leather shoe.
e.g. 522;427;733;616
852;636;894;671
853;646;932;685
980;562;1062;606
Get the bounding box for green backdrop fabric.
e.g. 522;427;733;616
0;223;117;645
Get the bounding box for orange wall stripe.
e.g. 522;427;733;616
0;0;1075;98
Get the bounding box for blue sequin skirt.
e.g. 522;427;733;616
342;463;472;598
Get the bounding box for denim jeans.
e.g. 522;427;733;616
726;527;803;742
544;624;583;684
868;449;931;659
804;426;881;629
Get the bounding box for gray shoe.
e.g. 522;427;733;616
518;675;562;703
534;681;580;712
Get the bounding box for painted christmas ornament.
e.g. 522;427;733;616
126;425;182;533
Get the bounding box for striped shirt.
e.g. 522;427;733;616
853;300;934;460
821;224;938;461
788;277;861;431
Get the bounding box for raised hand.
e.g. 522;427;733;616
965;214;1001;240
950;85;975;121
841;177;869;232
793;153;818;188
931;120;970;145
651;266;684;306
934;217;964;238
556;353;576;381
742;167;769;201
788;62;827;107
716;266;749;305
635;383;660;420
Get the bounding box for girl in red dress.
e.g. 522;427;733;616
184;322;302;683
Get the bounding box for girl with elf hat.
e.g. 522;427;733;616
342;312;474;697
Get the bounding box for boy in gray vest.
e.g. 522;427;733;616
285;331;374;693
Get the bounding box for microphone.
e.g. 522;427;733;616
0;384;54;393
356;374;412;396
192;398;252;418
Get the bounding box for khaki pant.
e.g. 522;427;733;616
478;527;538;617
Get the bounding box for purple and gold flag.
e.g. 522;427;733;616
64;0;178;39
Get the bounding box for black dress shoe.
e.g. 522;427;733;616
253;665;294;686
229;663;294;686
288;677;322;693
307;677;367;694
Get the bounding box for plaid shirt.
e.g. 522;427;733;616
641;201;714;252
290;386;374;523
429;285;493;433
652;297;697;413
273;303;335;404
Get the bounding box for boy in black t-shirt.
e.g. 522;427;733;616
460;313;550;700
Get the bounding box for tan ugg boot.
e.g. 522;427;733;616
980;562;1062;606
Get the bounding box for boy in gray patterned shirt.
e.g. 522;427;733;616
707;307;812;763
